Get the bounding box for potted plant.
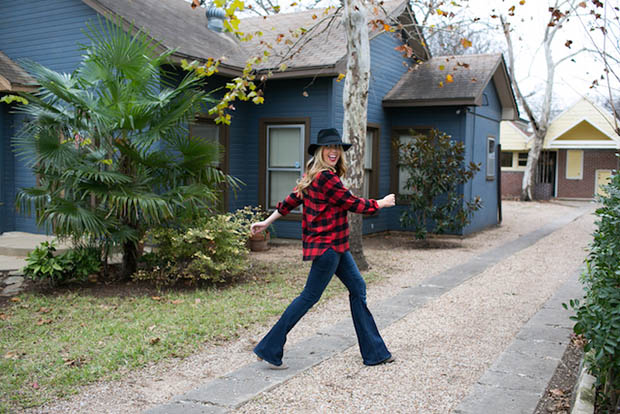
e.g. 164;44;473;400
249;228;270;252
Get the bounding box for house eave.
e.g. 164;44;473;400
383;98;476;107
0;74;37;93
548;140;620;149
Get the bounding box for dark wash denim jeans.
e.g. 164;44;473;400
254;248;391;366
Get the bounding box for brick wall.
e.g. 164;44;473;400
557;149;619;198
501;171;523;198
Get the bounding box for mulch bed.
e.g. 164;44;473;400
534;334;586;414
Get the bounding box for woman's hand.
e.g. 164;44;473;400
251;221;269;235
377;194;396;209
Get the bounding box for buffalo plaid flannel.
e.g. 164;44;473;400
276;170;379;261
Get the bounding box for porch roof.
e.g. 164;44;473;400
382;53;519;120
0;51;36;92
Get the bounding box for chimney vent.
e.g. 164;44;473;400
206;7;226;32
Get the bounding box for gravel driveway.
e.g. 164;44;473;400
26;200;596;414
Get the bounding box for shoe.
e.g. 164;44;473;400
378;355;396;365
256;356;288;370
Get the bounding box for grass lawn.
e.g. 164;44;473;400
0;259;380;412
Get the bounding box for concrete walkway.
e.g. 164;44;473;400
144;205;592;414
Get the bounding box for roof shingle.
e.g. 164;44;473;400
0;51;36;92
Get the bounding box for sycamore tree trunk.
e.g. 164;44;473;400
342;0;371;270
501;3;572;201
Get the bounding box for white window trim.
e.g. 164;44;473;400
486;136;496;180
565;149;584;180
266;124;305;211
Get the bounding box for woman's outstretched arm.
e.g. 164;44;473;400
251;210;282;235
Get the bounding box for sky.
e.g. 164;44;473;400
271;0;619;117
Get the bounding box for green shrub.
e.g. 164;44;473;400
23;242;101;286
394;129;482;239
568;165;620;413
134;206;264;287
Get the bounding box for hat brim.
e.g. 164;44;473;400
307;142;352;156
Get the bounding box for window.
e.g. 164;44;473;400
500;151;513;168
517;152;528;167
486;136;496;180
259;118;310;215
190;119;224;168
391;128;431;199
363;126;380;199
566;150;583;180
190;116;229;210
267;125;304;209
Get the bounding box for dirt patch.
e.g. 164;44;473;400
534;334;586;414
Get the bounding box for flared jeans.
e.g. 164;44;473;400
254;248;391;366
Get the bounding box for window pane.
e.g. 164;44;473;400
363;170;371;199
269;171;299;208
398;166;413;195
517;152;528;166
365;131;374;169
269;127;301;168
191;121;220;167
192;122;219;142
488;138;496;154
501;152;513;167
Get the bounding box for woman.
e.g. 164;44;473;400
251;128;396;369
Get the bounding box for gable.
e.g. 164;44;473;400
545;98;619;147
555;120;613;141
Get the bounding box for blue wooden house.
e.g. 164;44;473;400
0;0;518;238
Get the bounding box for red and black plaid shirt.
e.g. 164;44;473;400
276;170;379;261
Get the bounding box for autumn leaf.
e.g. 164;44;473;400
460;38;472;49
171;299;184;305
336;73;346;82
439;81;444;88
191;0;201;9
36;318;53;326
436;8;444;15
439;65;445;71
279;63;288;72
0;313;8;321
37;307;52;314
302;91;309;97
149;337;161;345
383;24;391;32
578;1;586;7
565;40;573;48
312;14;317;19
471;77;478;82
4;351;20;360
519;0;526;4
10;297;20;303
151;296;162;301
446;74;454;83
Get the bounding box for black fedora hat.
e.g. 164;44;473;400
307;128;352;155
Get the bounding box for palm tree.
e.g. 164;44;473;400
13;19;238;277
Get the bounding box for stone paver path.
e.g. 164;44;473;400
145;204;593;414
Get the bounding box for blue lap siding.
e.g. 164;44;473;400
0;0;100;233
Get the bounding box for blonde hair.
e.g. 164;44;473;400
295;145;348;198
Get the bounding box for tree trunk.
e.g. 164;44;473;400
122;239;138;279
342;0;371;270
520;129;546;200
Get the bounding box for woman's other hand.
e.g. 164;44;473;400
377;194;396;209
251;221;269;235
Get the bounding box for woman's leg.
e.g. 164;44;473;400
335;251;392;366
254;248;340;366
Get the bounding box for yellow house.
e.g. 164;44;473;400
500;98;619;199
